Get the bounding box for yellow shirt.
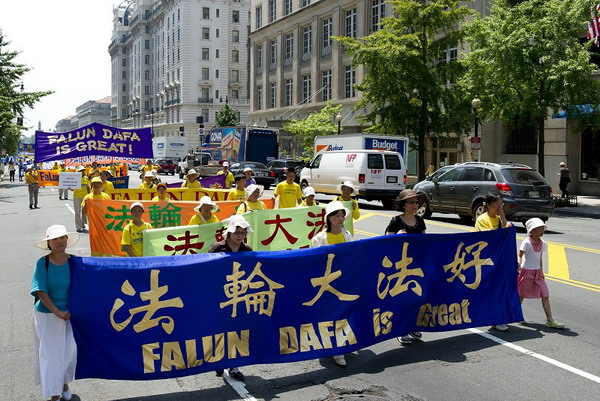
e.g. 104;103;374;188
188;214;219;225
301;199;320;207
475;212;503;231
73;176;90;198
101;181;115;191
181;179;202;188
139;182;156;190
236;200;267;214
142;164;158;174
274;181;302;208
228;188;246;201
152;195;171;202
217;170;235;188
121;220;153;257
81;192;111;207
336;196;360;220
327;232;347;245
25;171;38;184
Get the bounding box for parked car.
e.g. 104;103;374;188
266;159;305;183
413;161;554;223
230;161;275;190
154;159;176;175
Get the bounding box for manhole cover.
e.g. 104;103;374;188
333;396;392;401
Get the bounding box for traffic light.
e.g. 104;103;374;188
196;116;204;124
179;126;185;134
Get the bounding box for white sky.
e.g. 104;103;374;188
0;1;118;137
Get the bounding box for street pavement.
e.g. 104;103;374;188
1;169;600;401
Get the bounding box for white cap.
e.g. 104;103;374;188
243;167;253;173
35;225;80;249
303;186;316;197
186;169;199;176
151;169;158;177
194;196;219;213
222;161;230;167
130;202;145;212
245;184;264;199
325;200;350;220
144;171;154;178
337;180;355;194
225;215;253;234
526;218;546;235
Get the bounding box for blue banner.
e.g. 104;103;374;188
34;123;154;163
108;176;130;189
70;228;522;380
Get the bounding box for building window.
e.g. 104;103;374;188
122;83;126;92
233;10;240;23
581;128;600;180
257;45;263;69
506;117;537;154
302;26;312;60
321;70;331;101
284;0;292;15
232;50;240;62
122;71;126;79
145;101;150;111
257;85;263;109
285;79;293;106
232;89;239;99
344;65;356;98
202;108;209;123
216;69;219;78
256;6;262;29
202;27;210;40
145;86;150;95
145;39;150;49
322;17;332;55
202;68;210;80
269;0;276;22
270;82;277;108
301;0;310;7
202;7;210;19
202;48;210;60
345;8;356;38
122;58;127;67
232;30;240;42
144;70;150;80
285;33;294;61
216;9;220;18
270;39;278;68
232;70;240;82
216;49;219;58
372;0;385;32
216;29;220;38
144;54;150;64
302;74;311;103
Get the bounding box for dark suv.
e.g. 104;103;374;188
413;162;555;223
266;159;305;183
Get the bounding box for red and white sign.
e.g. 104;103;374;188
469;137;481;150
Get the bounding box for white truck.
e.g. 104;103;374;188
152;137;189;160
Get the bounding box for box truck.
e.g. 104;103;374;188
152;136;189;160
314;134;409;163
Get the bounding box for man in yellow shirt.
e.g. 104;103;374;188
25;167;40;209
121;202;153;257
274;170;302;208
217;161;235;188
140;159;157;178
181;169;202;188
71;166;90;232
82;177;111;217
139;171;156;190
189;196;220;225
100;170;115;192
228;174;247;201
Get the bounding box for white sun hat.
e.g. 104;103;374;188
243;167;253;173
35;224;80;249
222;161;230;167
144;171;154;178
194;196;219;213
186;169;199;177
303;186;316;197
325;200;350;220
245;184;264;199
151;169;158;177
225;214;253;234
525;218;546;235
130;202;145;212
337;180;356;194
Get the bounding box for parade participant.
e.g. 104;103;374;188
301;186;319;206
518;218;565;329
81;177;111;217
228;174;247;201
335;181;360;221
58;163;69;200
385;189;427;345
18;158;26;181
70;167;90;233
99;170;115;192
85;161;98;178
141;159;157;176
274;169;302;208
139;171;156;190
181;169;202;188
8;160;16;182
189;196;220;225
558;161;570;198
121;202;153;257
108;162;117;176
25;167;40;209
243;167;256;186
475;193;513;332
151;169;161;186
209;215;253;381
52;161;59;170
311;201;353;367
32;224;79;401
217;161;235;188
237;184;267;214
152;183;170;202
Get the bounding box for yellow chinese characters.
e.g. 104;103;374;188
443;241;494;290
110;269;184;334
377;243;424;299
303;253;359;306
220;261;284;317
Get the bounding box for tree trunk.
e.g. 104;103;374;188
418;130;426;182
537;118;545;177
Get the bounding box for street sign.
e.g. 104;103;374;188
470;137;481;150
198;128;205;135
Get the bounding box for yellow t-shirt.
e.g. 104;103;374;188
327;232;347;245
336;196;360;220
301;199;320;206
475;212;503;231
275;181;302;208
81;192;111;207
228;188;246;201
236;200;267;214
102;181;115;191
217;170;235;188
73;176;90;198
25;172;38;184
142;164;158;174
188;214;220;225
121;220;153;257
152;195;171;202
181;179;202;188
139;182;156;190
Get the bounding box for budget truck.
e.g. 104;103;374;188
314;134;409;163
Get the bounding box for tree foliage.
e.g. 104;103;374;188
215;103;240;127
282;101;342;161
461;0;600;176
336;0;473;179
0;33;52;155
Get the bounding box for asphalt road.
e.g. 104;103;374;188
1;172;599;401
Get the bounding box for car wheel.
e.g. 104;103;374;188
300;180;309;190
381;199;395;209
417;199;432;219
459;215;473;223
472;202;486;221
179;171;184;179
263;184;270;190
274;177;280;185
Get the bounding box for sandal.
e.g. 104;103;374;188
545;320;565;329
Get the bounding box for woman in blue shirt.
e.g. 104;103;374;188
32;225;79;401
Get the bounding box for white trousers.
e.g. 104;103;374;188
32;310;77;398
73;197;87;230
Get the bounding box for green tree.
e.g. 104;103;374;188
282;101;342;161
336;0;473;180
462;0;600;176
0;33;51;155
215;103;240;127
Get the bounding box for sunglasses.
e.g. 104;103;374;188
405;200;419;205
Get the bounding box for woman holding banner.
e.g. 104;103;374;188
121;202;153;257
189;196;220;225
31;224;79;401
181;169;202;188
237;184;267;214
152;183;170;202
99;170;114;192
311;201;353;368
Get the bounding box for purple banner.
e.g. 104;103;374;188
34;123;154;163
166;174;226;189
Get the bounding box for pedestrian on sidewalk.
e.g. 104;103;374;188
25;167;40;209
31;224;79;401
8;160;16;182
518;218;565;329
558;162;570;198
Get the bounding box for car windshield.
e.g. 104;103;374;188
244;163;267;169
501;168;547;184
287;161;304;168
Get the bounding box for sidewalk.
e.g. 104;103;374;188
553;195;600;219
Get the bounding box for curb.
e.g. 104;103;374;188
553;207;600;219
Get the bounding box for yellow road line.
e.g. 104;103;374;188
547;244;570;280
546;277;600;293
355;212;377;222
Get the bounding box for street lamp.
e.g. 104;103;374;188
471;98;482;161
335;113;342;135
150;108;154;137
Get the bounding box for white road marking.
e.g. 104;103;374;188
223;370;257;400
65;203;75;215
469;328;600;384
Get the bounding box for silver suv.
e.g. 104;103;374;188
413;162;555;223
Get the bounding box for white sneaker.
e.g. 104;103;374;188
409;331;422;340
333;354;346;367
492;324;509;332
398;335;413;344
62;388;72;401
